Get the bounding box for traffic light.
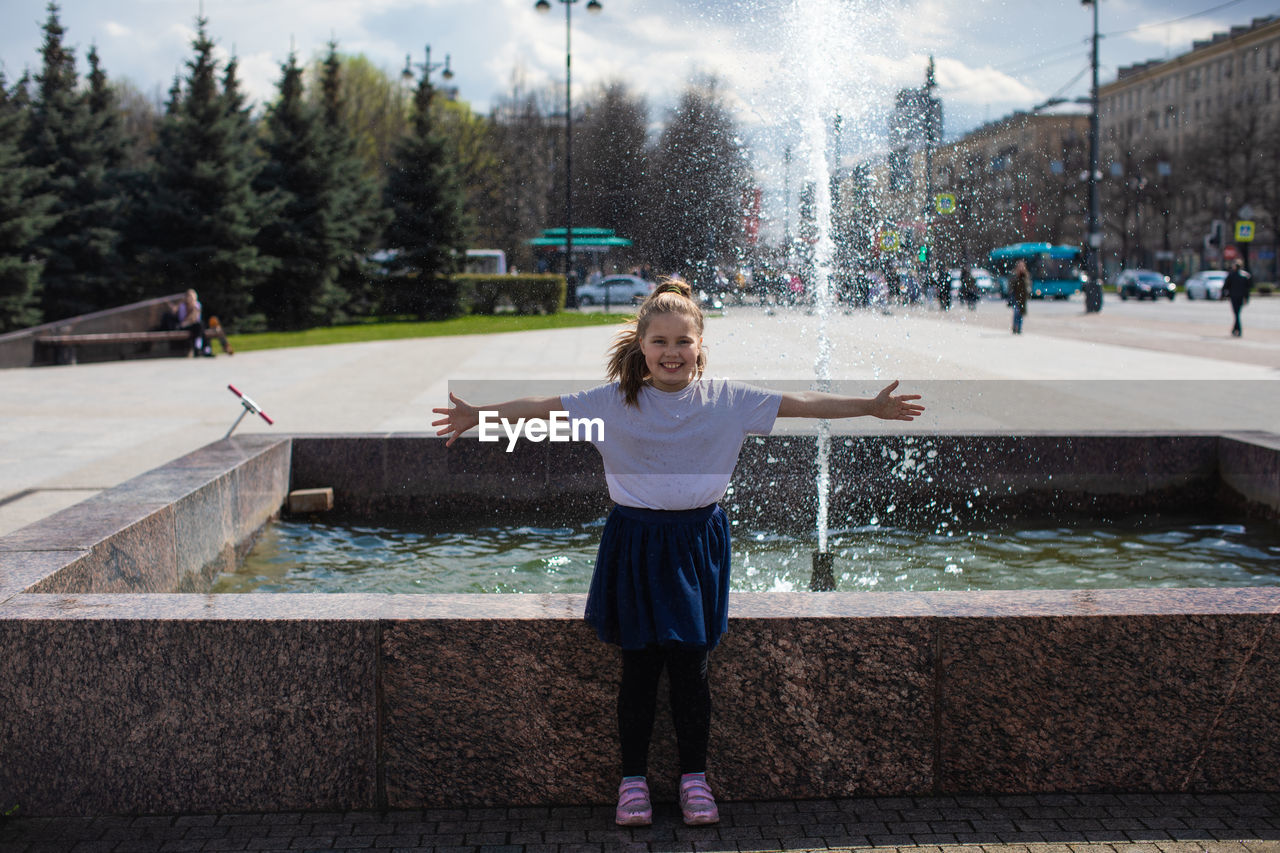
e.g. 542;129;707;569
918;244;929;264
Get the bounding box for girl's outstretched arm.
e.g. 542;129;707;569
777;380;924;421
431;392;563;446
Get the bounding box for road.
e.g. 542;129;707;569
895;290;1280;368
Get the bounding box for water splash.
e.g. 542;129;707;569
786;0;870;554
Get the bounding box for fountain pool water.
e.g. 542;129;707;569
215;511;1280;595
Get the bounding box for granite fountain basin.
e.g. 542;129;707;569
1;431;1278;816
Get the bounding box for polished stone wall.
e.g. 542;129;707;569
0;433;1277;816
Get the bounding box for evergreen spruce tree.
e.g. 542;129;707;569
319;43;390;317
140;18;270;323
384;60;467;319
26;2;127;321
254;51;346;329
0;74;56;331
85;45;141;303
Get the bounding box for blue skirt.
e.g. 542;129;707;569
584;503;732;651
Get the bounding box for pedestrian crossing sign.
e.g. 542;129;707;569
935;193;957;215
1235;221;1255;242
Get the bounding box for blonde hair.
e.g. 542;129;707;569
606;278;706;407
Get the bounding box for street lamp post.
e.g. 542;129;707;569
536;0;602;309
401;45;453;92
1083;0;1103;312
923;57;937;277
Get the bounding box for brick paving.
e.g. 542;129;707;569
2;793;1278;853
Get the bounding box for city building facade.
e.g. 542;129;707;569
845;16;1279;284
1099;16;1280;278
928;101;1090;270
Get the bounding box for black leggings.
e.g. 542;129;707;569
618;646;710;777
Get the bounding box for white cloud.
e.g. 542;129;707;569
4;0;1276;140
1124;17;1233;50
237;51;281;104
935;57;1043;110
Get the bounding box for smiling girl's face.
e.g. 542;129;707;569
639;311;702;393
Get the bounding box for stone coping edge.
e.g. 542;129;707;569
4;587;1279;620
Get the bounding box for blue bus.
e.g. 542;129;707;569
988;243;1087;299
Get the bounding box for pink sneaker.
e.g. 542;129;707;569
615;777;652;826
678;774;719;825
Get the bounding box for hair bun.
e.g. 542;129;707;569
654;277;693;299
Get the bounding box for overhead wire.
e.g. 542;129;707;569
938;52;1090;98
1103;0;1251;38
937;0;1258;107
1041;64;1093;104
991;39;1092;73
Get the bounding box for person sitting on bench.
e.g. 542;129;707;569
170;289;210;357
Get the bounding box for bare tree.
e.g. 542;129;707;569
643;76;751;283
573;81;649;265
486;71;557;271
1181;102;1268;268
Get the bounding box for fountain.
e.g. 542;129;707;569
4;0;1280;821
3;430;1280;816
766;0;910;588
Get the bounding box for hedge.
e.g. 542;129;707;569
456;273;566;315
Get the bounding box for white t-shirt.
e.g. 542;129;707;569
560;378;782;510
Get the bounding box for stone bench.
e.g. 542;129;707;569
34;330;193;364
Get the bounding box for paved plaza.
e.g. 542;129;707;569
2;299;1279;852
3;297;1278;537
2;792;1278;852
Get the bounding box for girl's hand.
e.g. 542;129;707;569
871;380;925;421
431;392;480;446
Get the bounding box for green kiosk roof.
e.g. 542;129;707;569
528;227;633;250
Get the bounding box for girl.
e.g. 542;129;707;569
432;280;923;827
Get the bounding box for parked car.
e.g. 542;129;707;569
949;267;998;296
574;274;654;306
1183;270;1228;300
1115;269;1175;300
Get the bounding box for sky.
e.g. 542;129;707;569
2;0;1278;219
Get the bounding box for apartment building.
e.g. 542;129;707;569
1101;16;1280;155
845;16;1280;278
1098;16;1280;276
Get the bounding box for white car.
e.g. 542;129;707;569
950;268;997;295
575;274;654;306
1184;270;1228;300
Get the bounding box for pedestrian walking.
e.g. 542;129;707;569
937;267;952;311
1221;259;1253;337
882;267;901;305
1010;260;1031;335
432;280;924;828
959;267;979;309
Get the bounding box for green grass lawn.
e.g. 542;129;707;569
225;311;633;353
